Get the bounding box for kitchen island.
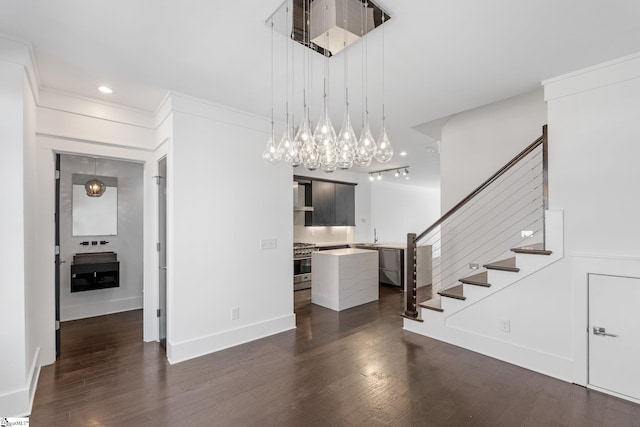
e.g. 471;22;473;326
312;248;379;311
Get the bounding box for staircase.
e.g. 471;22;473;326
401;126;567;356
406;210;563;341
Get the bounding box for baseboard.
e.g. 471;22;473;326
441;326;573;383
0;347;41;417
167;313;296;364
61;296;143;321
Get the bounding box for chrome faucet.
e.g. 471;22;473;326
374;228;378;244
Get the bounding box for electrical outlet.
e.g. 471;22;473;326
260;238;277;250
231;307;240;320
500;318;511;332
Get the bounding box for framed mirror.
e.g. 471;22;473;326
72;174;118;236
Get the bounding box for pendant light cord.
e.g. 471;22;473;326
270;20;274;133
344;0;349;111
285;6;289;131
382;14;385;126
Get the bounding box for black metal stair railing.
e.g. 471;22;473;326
404;126;548;319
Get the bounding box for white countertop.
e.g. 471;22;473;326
313;248;375;256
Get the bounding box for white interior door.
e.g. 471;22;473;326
589;274;640;402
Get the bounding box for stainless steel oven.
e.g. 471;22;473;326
294;243;316;290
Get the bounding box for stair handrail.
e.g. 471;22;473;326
403;125;548;319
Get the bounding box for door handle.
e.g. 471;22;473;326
593;326;618;337
159;266;167;270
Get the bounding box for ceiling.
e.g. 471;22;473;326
1;0;640;188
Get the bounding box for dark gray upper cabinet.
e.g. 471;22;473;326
302;178;356;226
335;183;355;226
311;180;335;226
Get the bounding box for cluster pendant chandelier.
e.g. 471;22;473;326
263;0;392;172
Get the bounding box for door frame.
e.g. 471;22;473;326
586;272;640;404
571;256;640;404
40;136;167;362
157;155;167;348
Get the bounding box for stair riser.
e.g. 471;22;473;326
405;210;566;355
440;296;467;313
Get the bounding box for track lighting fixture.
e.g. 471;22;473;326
368;165;410;182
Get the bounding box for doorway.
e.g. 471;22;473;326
55;154;144;349
158;156;167;347
588;273;640;402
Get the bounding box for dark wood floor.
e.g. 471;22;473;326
32;285;640;426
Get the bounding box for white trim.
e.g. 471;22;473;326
542;51;640;86
587;384;640;406
26;347;41;416
167;314;296;364
61;296;144;322
543;51;640;101
0;348;40;417
571;257;640;387
169;91;274;134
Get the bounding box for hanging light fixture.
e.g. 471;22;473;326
265;0;391;173
263;20;281;165
279;4;300;167
375;13;393;163
354;1;375;167
316;1;338;172
85;158;106;197
369;165;409;182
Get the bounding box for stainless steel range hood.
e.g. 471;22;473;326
293;181;314;212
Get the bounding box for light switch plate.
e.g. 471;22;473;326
500;318;511;332
260;238;277;250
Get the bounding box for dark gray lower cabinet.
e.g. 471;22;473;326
71;261;120;292
378;248;404;287
355;246;404;288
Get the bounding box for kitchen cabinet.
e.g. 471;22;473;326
378;247;404;287
354;244;432;290
304;179;355;226
71;252;120;293
335;183;355;226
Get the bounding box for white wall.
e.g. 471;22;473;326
440;89;547;212
0;58;29;417
166;94;295;363
543;52;640;385
59;155;144;321
371;181;440;244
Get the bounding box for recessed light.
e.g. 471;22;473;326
400;151;407;156
98;86;113;94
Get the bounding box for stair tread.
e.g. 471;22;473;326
512;243;552;255
460;271;491;287
419;296;444;312
484;257;520;272
438;284;466;300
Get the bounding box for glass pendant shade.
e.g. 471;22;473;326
336;110;356;169
296;109;319;170
85;178;106;197
375;125;393;163
314;105;338;172
262;130;281;165
354;119;375;166
279;126;301;167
